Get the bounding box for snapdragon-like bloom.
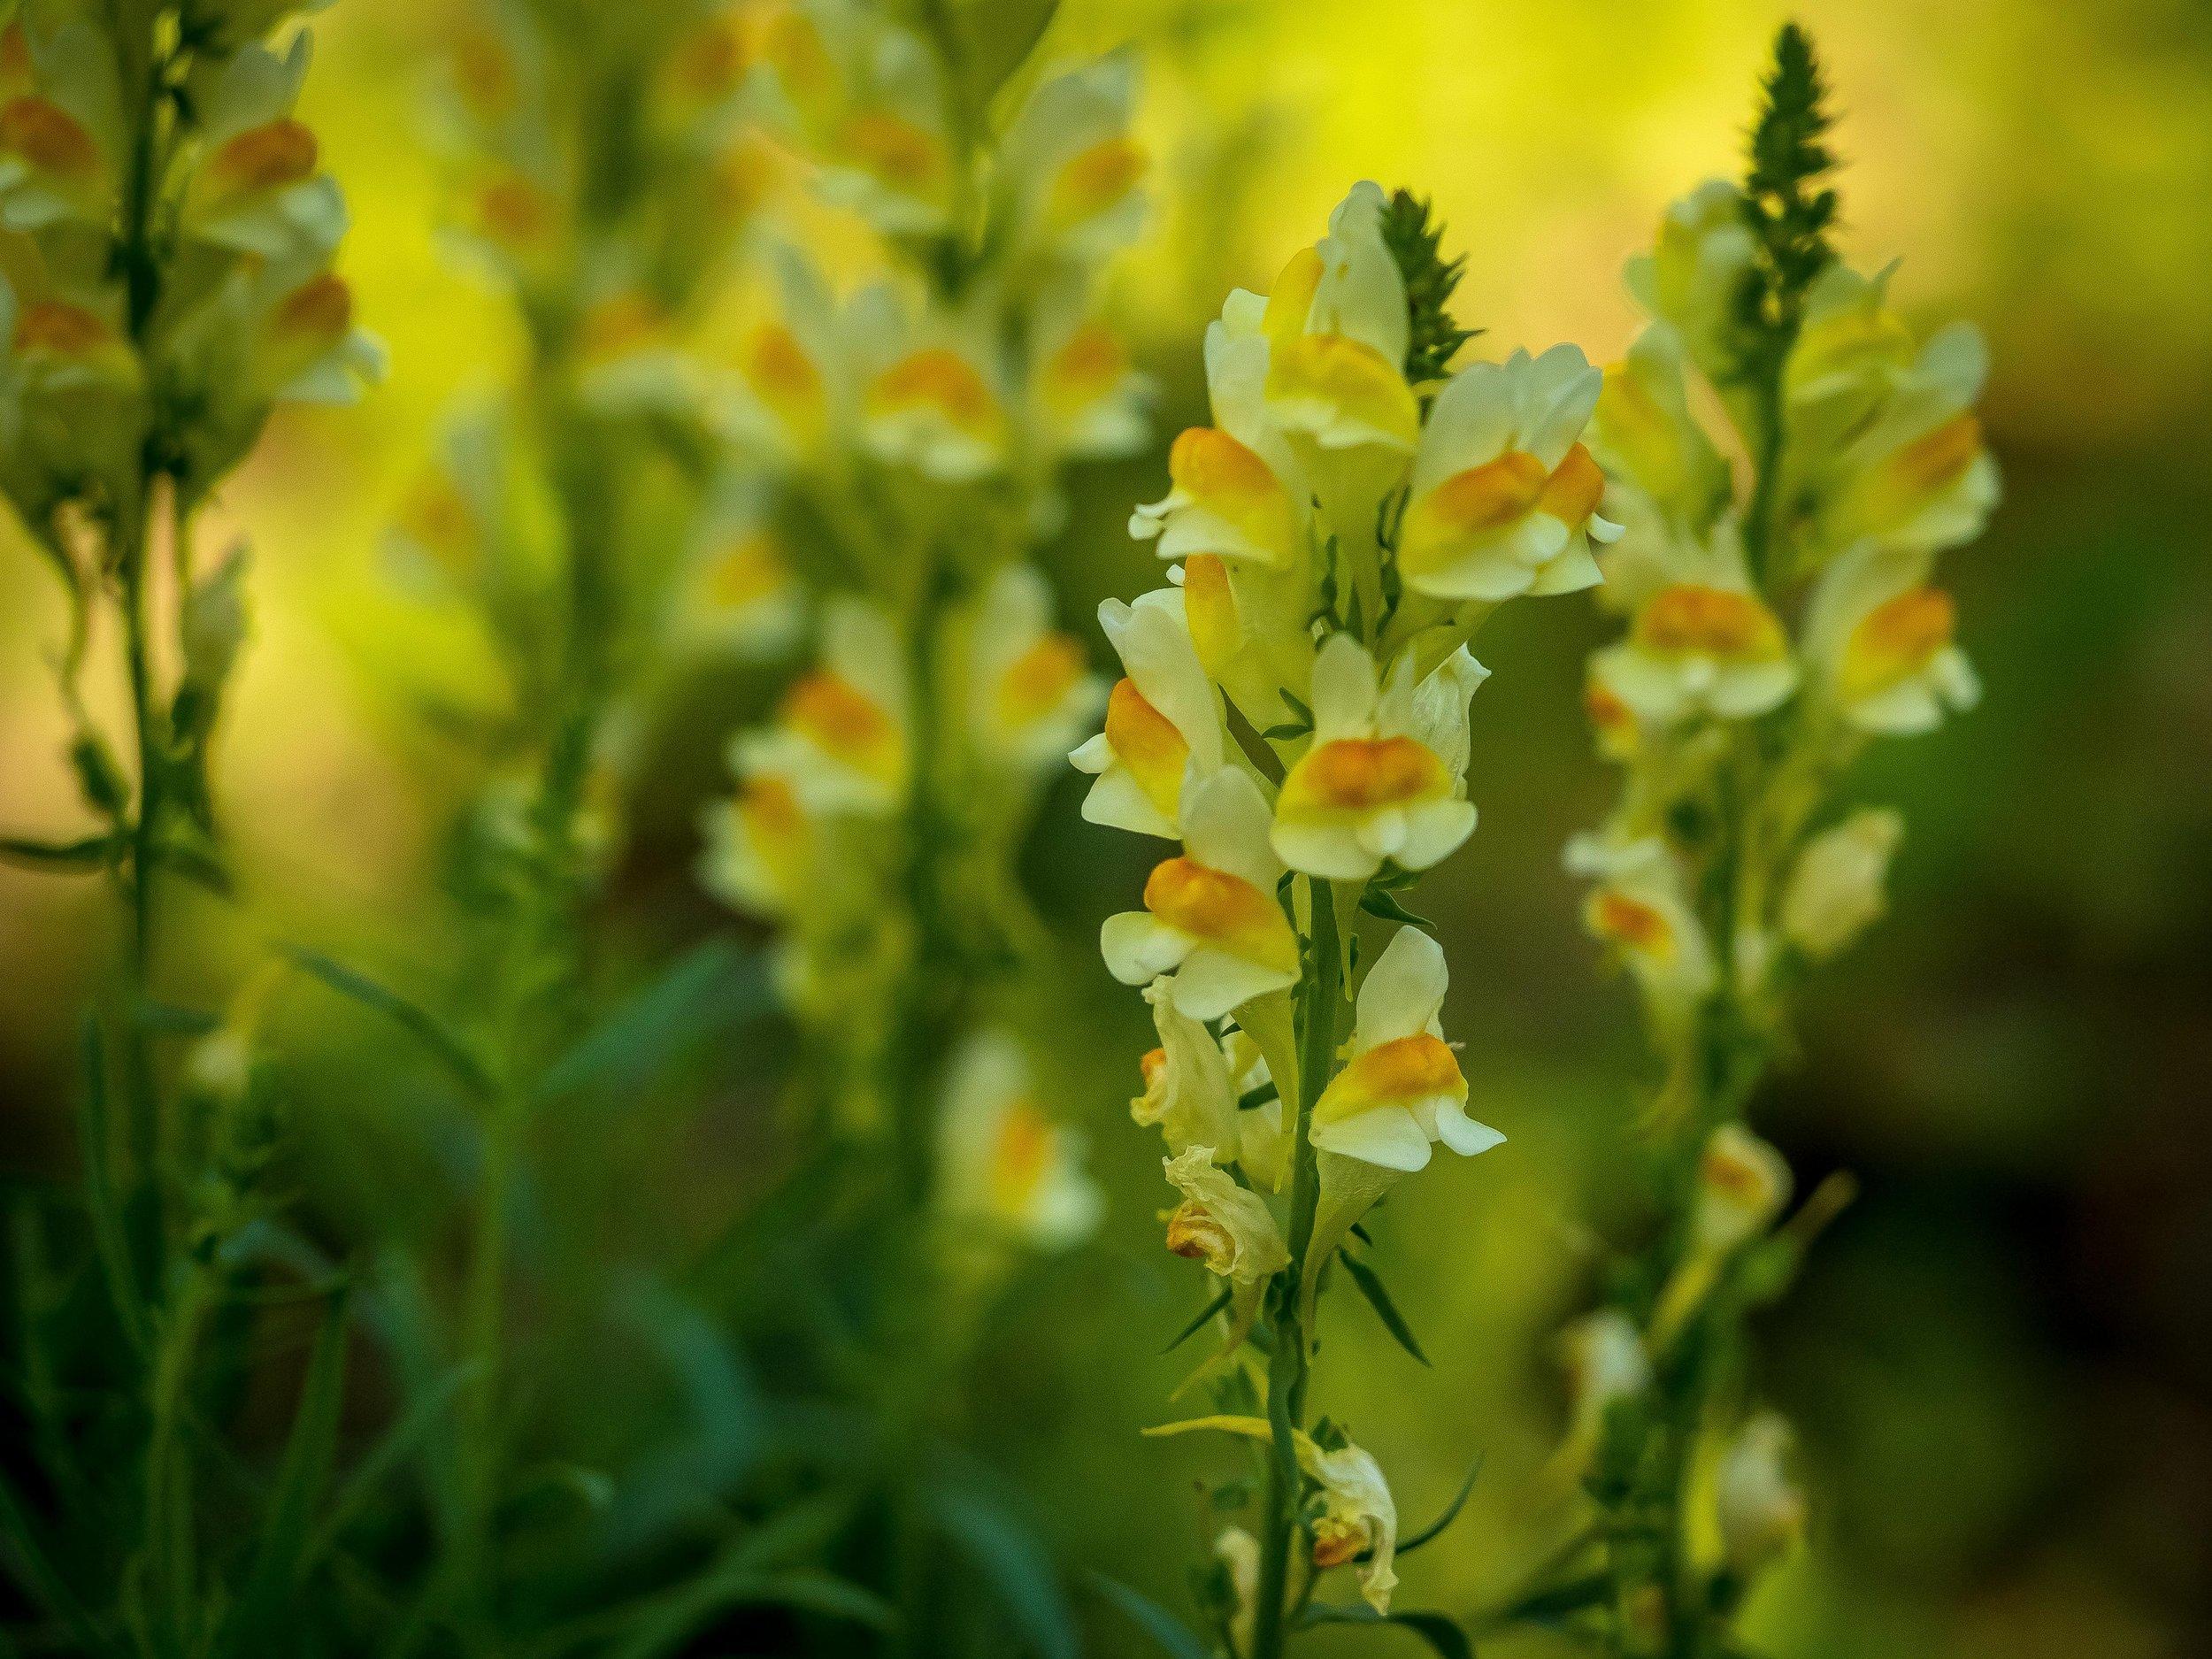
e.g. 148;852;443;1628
1144;1417;1400;1613
1310;926;1500;1171
1161;1146;1289;1290
1689;1123;1793;1258
936;1033;1102;1251
1399;345;1618;601
1714;1414;1807;1576
1593;579;1798;725
1780;808;1903;959
733;598;910;816
1271;633;1478;880
1101;768;1299;1022
1070;588;1225;839
964;564;1103;780
1131;979;1241;1156
1804;546;1979;734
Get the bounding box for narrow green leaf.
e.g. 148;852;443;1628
1162;1286;1233;1355
931;1477;1079;1659
223;1289;352;1653
0;833;112;872
285;947;496;1101
1085;1571;1213;1659
1359;887;1435;932
300;1364;472;1570
1337;1250;1430;1366
1394;1451;1486;1556
536;940;764;1104
1298;1602;1472;1659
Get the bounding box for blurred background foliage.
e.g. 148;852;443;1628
4;0;2208;1654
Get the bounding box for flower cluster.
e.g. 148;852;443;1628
1098;181;1602;1640
703;2;1145;1243
0;0;376;529
1530;28;1997;1651
1571;211;1994;1058
391;0;781;829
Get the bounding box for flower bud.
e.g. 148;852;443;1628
1781;808;1903;960
1561;1309;1650;1434
1690;1124;1793;1257
1715;1414;1806;1577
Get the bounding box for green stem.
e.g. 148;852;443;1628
1251;879;1343;1659
142;1256;212;1650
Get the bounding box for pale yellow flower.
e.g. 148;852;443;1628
1131;977;1240;1156
1069;587;1225;839
1690;1124;1793;1258
1804;546;1978;734
964;563;1102;779
1271;633;1478;881
1592;580;1797;726
734;597;909;816
1160;1146;1288;1289
1399;345;1617;602
1311;925;1498;1171
1101;767;1298;1022
1142;1417;1400;1613
1781;808;1903;960
937;1032;1101;1250
1715;1414;1807;1577
1569;834;1718;1025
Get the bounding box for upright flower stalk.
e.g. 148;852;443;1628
0;0;373;1643
1503;28;1999;1655
1088;182;1613;1656
392;0;766;1624
704;3;1143;1256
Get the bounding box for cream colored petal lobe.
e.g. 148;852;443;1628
1102;912;1190;985
1355;925;1449;1045
1181;765;1282;890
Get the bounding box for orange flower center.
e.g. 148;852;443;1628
1591;891;1675;958
783;672;895;772
1840;586;1955;698
1540;442;1606;527
210;119;318;194
1633;585;1782;658
1144;857;1296;971
995;633;1086;731
14;300;110;356
1102;679;1190;817
871;347;996;431
1282;736;1446;814
838;110;944;195
1051;135;1143;223
0;96;96;175
275;273;351;342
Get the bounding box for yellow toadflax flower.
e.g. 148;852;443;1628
1070;588;1226;839
1592;579;1798;726
734;597;910;816
1131;978;1241;1156
963;564;1103;780
1398;344;1619;602
1101;768;1299;1023
936;1032;1101;1252
1804;547;1978;735
1310;926;1499;1172
1780;808;1904;960
1143;1417;1401;1614
1271;633;1479;881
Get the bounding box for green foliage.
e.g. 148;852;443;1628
1337;1249;1431;1366
1297;1601;1474;1659
1729;23;1839;388
1380;189;1477;386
